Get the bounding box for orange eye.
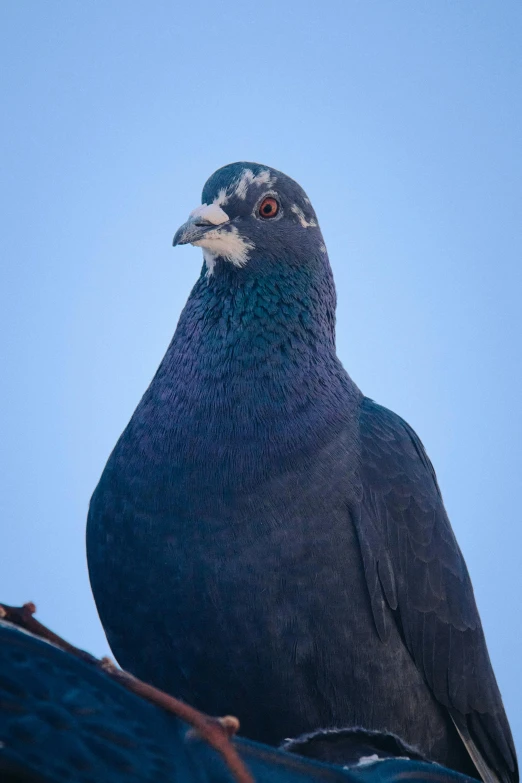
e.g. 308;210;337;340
258;197;279;219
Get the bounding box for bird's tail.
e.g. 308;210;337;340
453;719;501;783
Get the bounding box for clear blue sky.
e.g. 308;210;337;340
1;0;521;754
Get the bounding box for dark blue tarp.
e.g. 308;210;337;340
0;621;476;783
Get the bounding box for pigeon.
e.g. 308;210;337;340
87;162;517;783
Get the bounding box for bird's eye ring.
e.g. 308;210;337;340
258;197;280;219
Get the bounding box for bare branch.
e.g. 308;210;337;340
0;601;253;783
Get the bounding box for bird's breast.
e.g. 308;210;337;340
87;417;366;655
87;411;437;748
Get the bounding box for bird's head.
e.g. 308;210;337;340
173;162;326;275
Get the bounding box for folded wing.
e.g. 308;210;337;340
354;398;517;783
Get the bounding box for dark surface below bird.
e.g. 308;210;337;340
87;163;517;783
0;620;478;783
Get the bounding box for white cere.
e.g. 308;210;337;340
291;204;317;228
189;203;229;225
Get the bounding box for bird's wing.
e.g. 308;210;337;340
354;397;517;783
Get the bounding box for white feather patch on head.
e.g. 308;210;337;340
214;188;229;207
291;204;317;228
190;203;229;225
234;168;276;200
194;225;254;271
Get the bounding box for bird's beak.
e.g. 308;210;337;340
172;203;230;247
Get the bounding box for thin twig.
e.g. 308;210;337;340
0;601;253;783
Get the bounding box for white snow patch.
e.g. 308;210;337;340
356;755;382;766
234;168;275;199
291;204;317;228
189;203;229;225
353;755;411;768
319;244;327;253
194;225;254;270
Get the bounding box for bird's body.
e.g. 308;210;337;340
87;163;516;783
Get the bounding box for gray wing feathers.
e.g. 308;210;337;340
356;398;517;783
